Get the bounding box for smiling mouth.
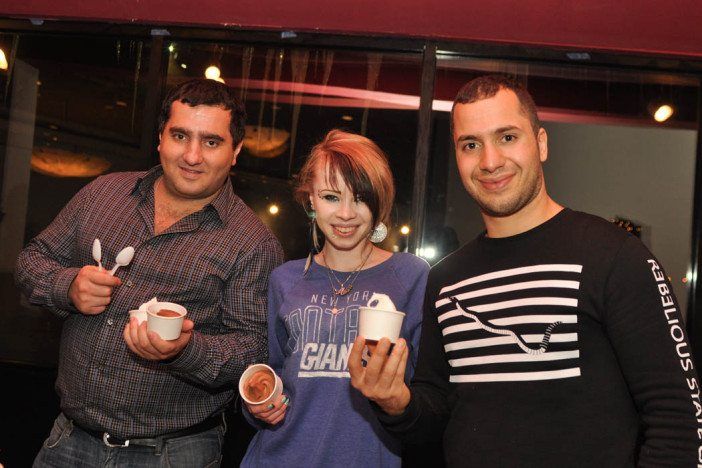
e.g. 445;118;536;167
180;167;203;178
479;174;513;191
333;225;358;237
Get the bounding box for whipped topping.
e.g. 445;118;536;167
366;293;396;311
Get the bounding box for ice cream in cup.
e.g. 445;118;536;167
359;293;405;354
239;363;283;407
146;301;187;340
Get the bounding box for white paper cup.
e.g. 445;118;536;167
359;307;405;343
239;364;283;406
146;302;187;340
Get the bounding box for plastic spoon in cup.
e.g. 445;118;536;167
109;246;135;276
92;238;102;270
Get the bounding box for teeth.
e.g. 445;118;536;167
335;226;354;233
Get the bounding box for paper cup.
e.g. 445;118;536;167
359;307;405;343
146;302;187;340
239;364;283;406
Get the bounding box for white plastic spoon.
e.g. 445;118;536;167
92;238;102;270
109;246;135;276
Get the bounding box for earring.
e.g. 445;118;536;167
311;220;322;251
304;211;321;275
369;222;388;243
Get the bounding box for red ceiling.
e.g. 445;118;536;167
1;0;702;58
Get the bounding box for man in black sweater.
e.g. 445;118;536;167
348;75;701;466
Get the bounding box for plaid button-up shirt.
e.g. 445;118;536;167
15;166;283;438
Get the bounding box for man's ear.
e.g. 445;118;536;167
537;127;548;163
157;132;162;153
231;141;244;167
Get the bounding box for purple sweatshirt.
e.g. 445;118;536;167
242;252;429;467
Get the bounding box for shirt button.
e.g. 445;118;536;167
107;319;114;326
126;280;134;287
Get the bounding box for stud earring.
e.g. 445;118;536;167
369;222;388;243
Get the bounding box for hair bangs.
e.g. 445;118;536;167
321;150;380;225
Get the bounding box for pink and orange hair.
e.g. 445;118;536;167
294;129;395;228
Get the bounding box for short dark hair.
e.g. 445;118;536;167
157;79;246;147
451;75;541;136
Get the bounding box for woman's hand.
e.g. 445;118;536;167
246;393;290;425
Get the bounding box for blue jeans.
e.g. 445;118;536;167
33;413;224;468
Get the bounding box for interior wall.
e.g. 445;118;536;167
544;122;696;310
445;121;697;315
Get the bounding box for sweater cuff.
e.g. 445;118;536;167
51;267;81;315
372;396;421;433
163;331;208;373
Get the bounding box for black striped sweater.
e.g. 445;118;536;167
379;209;700;467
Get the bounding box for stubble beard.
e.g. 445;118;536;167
469;169;543;218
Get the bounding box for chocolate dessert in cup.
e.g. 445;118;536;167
239;363;283;407
146;301;187;340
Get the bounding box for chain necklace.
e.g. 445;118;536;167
322;246;373;314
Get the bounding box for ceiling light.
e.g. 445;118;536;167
653;104;674;122
168;43;175;53
341;115;353;121
205;65;221;80
400;225;410;235
268;204;280;215
180;63;187;69
0;48;7;70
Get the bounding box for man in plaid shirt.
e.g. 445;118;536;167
16;79;283;466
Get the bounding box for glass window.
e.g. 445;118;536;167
164;42;423;259
422;56;699;315
0;33;152;365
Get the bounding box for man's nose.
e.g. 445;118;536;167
479;143;505;172
183;141;203;165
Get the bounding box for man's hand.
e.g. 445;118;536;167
123;317;194;361
348;335;412;416
68;265;121;315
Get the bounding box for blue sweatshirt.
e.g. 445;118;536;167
242;252;429;468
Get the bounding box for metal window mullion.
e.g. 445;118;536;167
408;42;437;254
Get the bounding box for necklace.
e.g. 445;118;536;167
322;246;373;314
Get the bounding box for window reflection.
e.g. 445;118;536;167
0;33;151;365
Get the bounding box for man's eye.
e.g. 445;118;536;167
205;140;219;148
502;134;516;142
464;142;478;151
173;133;186;141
